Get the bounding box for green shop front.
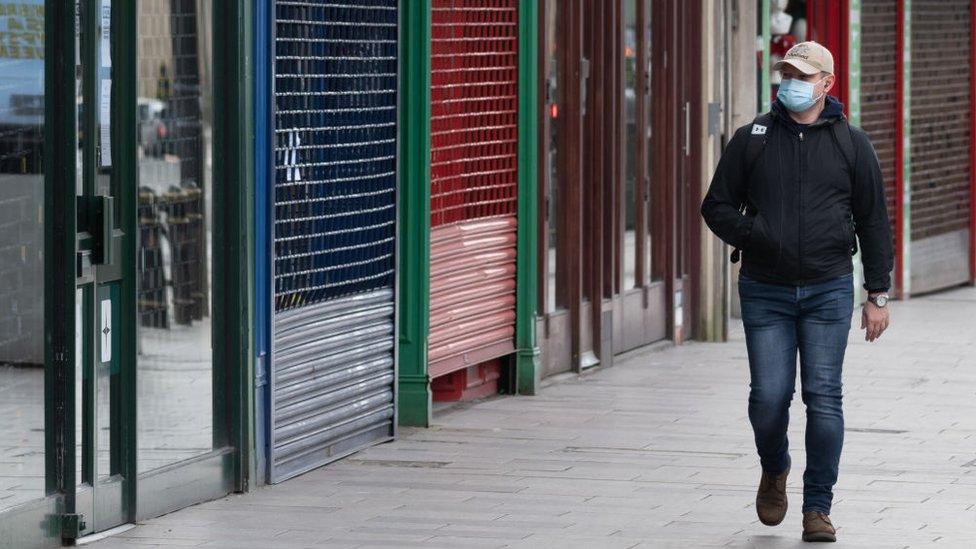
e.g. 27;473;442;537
0;1;252;547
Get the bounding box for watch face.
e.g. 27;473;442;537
874;295;888;307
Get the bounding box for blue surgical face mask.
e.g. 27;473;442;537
777;77;824;112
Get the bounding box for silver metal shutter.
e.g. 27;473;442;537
272;292;395;478
270;0;399;483
909;0;972;292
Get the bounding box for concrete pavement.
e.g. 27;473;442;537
90;285;976;548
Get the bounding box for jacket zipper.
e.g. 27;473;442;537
798;131;804;284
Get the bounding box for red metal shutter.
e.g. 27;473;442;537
808;0;850;110
429;0;519;379
860;0;899;263
909;0;973;292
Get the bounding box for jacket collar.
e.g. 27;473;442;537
771;95;846;131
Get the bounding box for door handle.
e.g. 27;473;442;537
580;57;590;116
683;101;690;157
77;195;115;267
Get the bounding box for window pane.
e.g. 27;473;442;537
645;0;655;281
545;0;565;312
624;0;638;290
0;0;46;511
76;0;85;486
136;0;214;472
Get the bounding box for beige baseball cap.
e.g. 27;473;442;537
773;41;834;75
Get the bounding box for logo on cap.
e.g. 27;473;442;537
788;43;812;60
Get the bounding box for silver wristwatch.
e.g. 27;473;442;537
868;293;889;308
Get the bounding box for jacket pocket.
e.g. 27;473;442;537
839;214;857;256
745;214;768;252
745;213;781;266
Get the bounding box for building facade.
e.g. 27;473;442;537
1;1;973;547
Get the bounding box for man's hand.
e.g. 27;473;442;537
861;294;890;342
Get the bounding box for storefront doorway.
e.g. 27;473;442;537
0;2;244;546
538;0;699;376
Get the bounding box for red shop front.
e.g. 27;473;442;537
428;0;520;400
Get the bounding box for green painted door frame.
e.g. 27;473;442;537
397;0;434;427
515;0;541;395
0;2;85;546
211;0;255;495
761;0;771;113
397;0;542;426
114;0;139;526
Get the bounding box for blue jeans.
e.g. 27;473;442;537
738;272;854;514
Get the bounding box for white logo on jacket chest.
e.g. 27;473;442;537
751;124;767;135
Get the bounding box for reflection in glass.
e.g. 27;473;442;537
76;289;83;486
76;0;85;487
136;0;213;472
624;0;638;290
0;0;46;512
643;0;653;282
95;0;120;481
545;0;564;312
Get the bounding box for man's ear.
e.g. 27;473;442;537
823;74;836;94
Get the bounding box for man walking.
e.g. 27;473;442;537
701;42;894;542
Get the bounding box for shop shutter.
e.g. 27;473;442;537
808;2;850;108
909;0;973;293
860;0;899;255
270;0;398;483
428;0;519;379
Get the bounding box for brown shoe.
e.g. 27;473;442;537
802;511;836;542
755;465;789;526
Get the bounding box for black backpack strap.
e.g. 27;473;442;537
830;118;856;174
830;119;859;256
731;113;774;264
745;112;775;177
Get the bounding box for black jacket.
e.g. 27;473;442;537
701;97;894;292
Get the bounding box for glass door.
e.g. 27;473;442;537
70;0;231;535
134;0;215;476
1;1;238;545
539;0;576;378
129;0;236;523
70;0;129;537
0;0;129;544
613;0;667;352
539;0;598;374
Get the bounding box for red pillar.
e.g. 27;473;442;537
895;0;906;297
807;0;850;113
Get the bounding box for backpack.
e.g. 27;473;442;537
728;112;858;263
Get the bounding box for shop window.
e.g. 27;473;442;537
0;0;46;511
135;0;214;472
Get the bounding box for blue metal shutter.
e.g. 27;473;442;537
270;0;398;483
